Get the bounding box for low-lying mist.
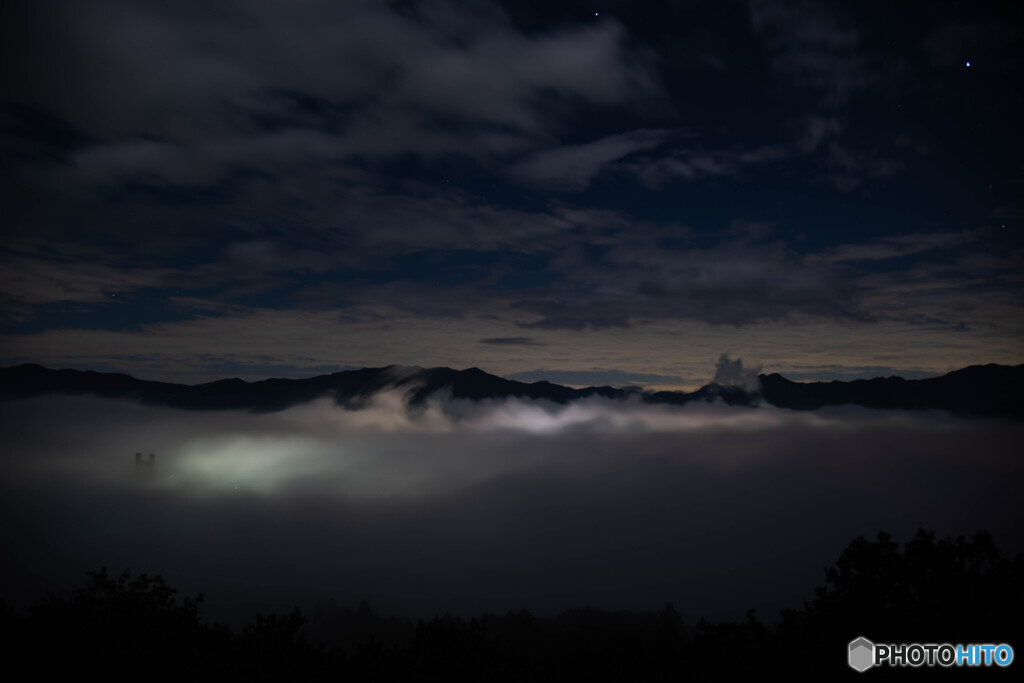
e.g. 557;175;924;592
2;393;1022;626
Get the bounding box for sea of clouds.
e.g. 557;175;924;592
2;392;1021;625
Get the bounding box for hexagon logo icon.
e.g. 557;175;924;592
849;636;875;672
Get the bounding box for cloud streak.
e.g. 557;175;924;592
511;129;672;190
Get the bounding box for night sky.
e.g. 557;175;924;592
2;0;1022;387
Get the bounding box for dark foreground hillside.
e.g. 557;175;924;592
3;529;1020;681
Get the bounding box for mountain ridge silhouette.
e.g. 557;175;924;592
2;362;1022;417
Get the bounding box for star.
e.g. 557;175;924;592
595;11;599;16
966;61;971;67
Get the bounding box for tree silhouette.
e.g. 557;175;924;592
21;567;222;679
779;528;1024;676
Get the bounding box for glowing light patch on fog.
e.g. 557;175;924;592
164;431;523;499
172;435;333;494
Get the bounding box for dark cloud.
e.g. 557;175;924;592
3;0;661;166
508;239;867;329
478;337;545;346
820;141;903;192
823;230;982;263
0;247;177;306
623;144;789;188
513;298;633;330
794;114;843;153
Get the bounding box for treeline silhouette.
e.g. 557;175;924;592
3;528;1021;680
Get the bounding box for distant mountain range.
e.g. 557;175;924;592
1;363;1023;418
